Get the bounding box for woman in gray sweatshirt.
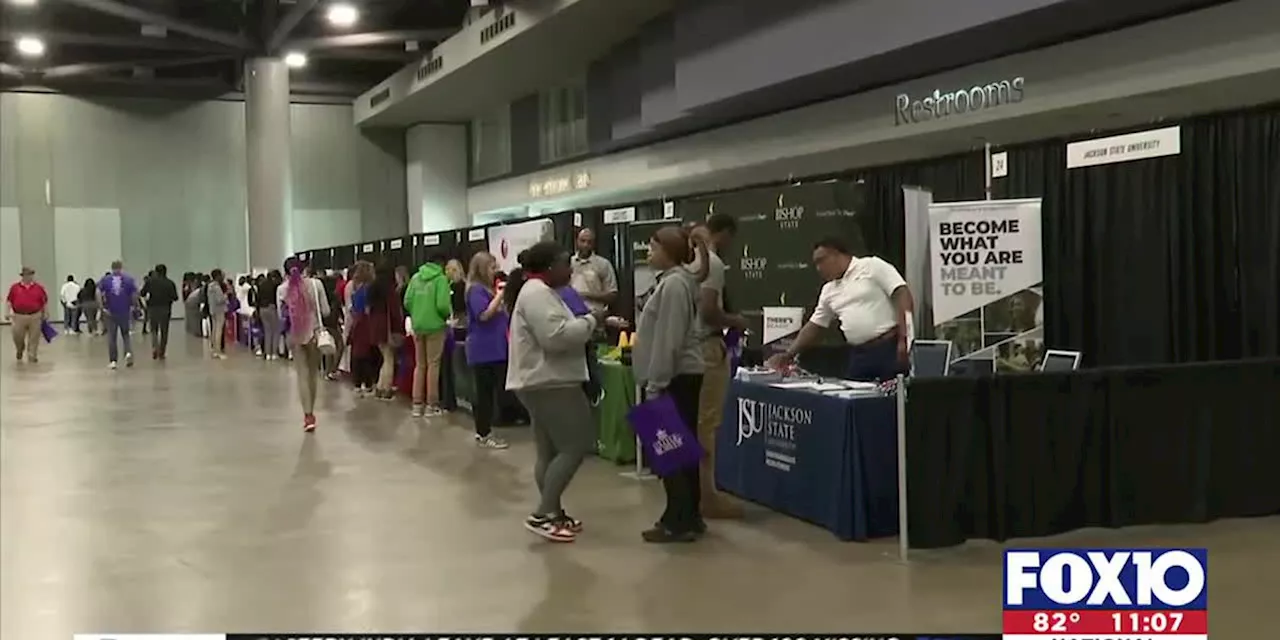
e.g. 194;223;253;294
633;226;707;543
206;269;229;359
505;241;598;543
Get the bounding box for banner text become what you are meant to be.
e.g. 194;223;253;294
928;199;1043;364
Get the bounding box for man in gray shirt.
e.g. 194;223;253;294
691;214;748;519
570;228;618;318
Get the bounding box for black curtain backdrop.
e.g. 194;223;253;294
905;358;1280;549
853;104;1280;366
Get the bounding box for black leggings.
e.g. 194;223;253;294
658;373;705;534
471;362;504;437
352;351;382;389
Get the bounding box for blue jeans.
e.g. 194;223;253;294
63;304;78;332
105;312;133;362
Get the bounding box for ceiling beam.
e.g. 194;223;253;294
309;48;414;62
39;55;235;80
58;0;252;50
286;29;453;51
266;0;320;53
0;30;232;52
291;80;370;96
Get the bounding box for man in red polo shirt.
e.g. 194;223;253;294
6;266;48;363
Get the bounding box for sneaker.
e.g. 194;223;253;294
411;404;425;418
524;514;576;542
425;405;446;417
15;350;23;362
377;389;395;401
125;353;134;367
254;349;263;357
303;413;317;433
557;512;584;533
108;361;118;370
591;387;606;407
152;349;159;360
641;525;698;544
28;355;38;364
475;434;509;450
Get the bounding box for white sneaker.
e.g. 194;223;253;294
476;435;509;449
411;404;425;418
125;353;133;367
255;349;263;357
108;361;118;370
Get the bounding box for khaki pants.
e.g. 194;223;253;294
413;332;446;407
209;314;226;355
293;341;321;415
10;313;40;360
696;337;734;509
377;343;396;391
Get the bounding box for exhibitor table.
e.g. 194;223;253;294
715;381;899;541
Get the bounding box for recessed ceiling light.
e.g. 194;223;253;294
284;51;307;68
15;36;45;58
8;0;40;8
326;3;359;28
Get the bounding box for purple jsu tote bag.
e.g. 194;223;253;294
626;394;704;477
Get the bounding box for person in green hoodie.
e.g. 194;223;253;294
404;255;454;417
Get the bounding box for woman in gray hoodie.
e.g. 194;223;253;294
633;226;707;543
504;241;598;543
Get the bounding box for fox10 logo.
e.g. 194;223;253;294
1002;548;1208;640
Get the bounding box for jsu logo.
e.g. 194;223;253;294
736;398;761;445
1005;548;1208;610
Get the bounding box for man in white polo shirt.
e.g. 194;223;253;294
767;237;914;381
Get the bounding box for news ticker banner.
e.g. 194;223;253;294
72;635;1006;640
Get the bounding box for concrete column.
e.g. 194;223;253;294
244;57;292;271
405;123;468;233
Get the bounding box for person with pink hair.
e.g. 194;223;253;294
277;257;331;432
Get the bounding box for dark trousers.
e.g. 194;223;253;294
148;307;171;355
846;333;908;382
582;343;602;399
471;361;504;437
659;373;705;534
352;351;381;388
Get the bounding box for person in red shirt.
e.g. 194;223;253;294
6;266;49;363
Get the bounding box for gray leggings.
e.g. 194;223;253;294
516;385;595;516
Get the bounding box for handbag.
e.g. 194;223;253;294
310;280;336;356
626;394;704;477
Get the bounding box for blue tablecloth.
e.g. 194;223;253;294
715;381;899;541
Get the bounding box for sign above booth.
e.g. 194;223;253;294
895;77;1025;126
1066;126;1182;168
528;171;591;198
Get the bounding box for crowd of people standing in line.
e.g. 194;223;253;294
6;214;751;546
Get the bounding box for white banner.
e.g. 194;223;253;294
761;306;805;346
489;218;554;273
930;198;1042;326
1067;125;1181;168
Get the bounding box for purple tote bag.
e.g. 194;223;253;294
626;394;704;477
40;320;57;343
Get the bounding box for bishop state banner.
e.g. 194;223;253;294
675;181;866;349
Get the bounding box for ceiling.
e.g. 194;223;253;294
0;0;476;100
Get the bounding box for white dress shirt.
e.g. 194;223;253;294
808;257;907;345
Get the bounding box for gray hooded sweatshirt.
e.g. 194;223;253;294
633;266;704;394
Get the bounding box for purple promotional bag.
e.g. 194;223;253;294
40;320;57;343
626;394;704;477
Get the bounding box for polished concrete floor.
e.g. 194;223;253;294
2;325;1277;637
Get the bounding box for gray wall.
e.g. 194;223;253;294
0;91;405;315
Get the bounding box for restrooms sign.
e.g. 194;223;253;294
895;77;1025;125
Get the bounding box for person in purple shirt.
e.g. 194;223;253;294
464;252;511;449
98;260;139;369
